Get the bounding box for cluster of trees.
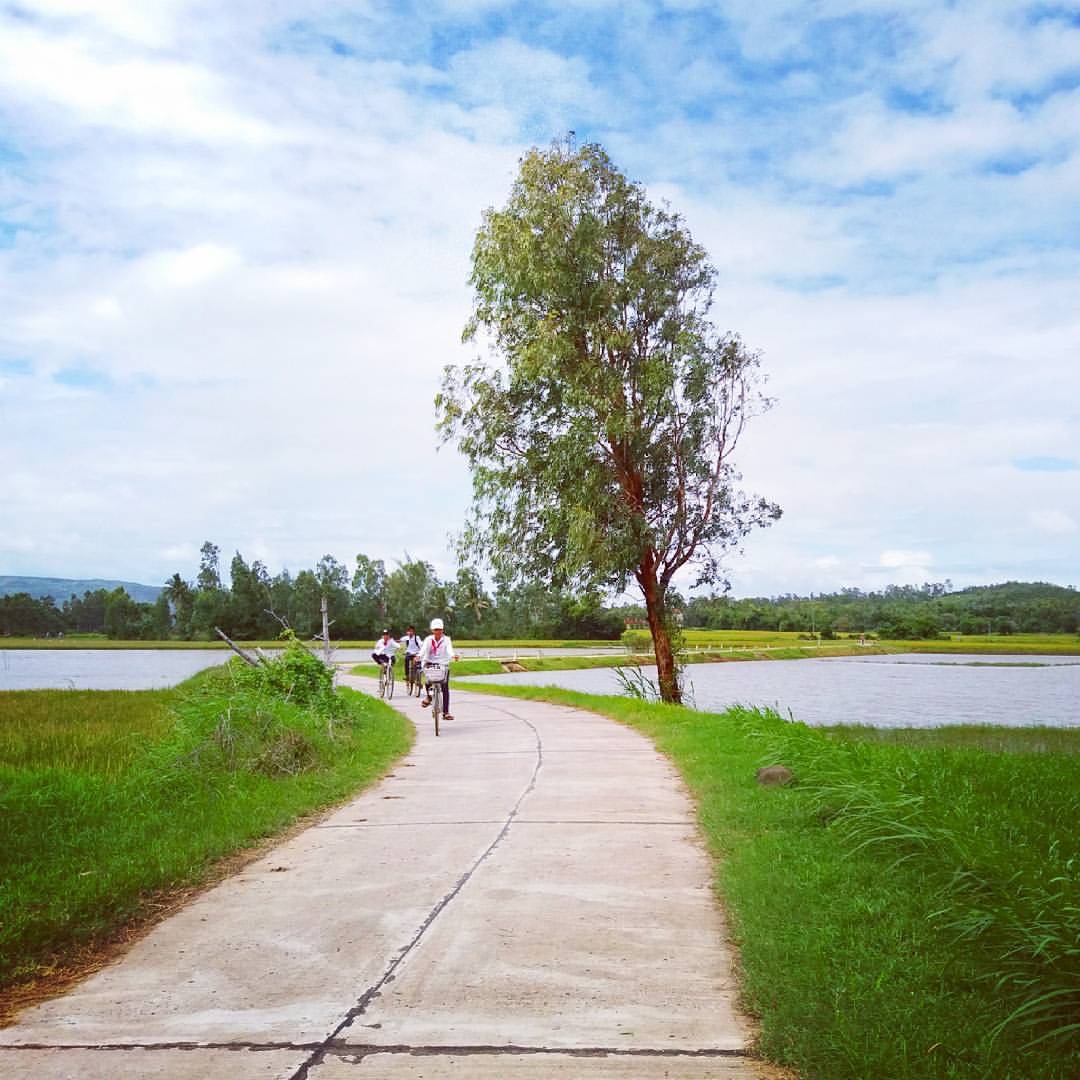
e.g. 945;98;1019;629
682;581;1080;638
4;565;1074;643
0;542;626;642
0;587;172;640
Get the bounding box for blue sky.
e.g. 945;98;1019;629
1;0;1078;597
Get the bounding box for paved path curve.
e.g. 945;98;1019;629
1;678;770;1078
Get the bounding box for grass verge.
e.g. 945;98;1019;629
460;680;1079;1079
0;648;412;1011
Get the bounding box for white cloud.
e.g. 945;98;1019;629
879;550;932;570
447;36;606;131
147;243;243;288
26;0;186;48
1029;510;1078;536
0;21;276;144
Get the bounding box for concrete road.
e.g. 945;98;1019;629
0;677;770;1079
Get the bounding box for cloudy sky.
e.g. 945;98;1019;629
2;0;1078;599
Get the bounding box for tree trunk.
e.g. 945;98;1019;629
639;559;681;704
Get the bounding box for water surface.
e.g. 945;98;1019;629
458;653;1080;729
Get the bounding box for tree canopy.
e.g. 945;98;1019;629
438;140;781;701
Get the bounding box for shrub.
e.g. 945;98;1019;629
620;628;652;653
162;639;344;779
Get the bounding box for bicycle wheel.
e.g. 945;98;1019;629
387;661;395;699
432;681;442;737
378;665;387;699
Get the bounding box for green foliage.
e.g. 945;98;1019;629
751;715;1080;1062
685;580;1080;638
384;557;446;632
0;592;64;636
439;140;779;702
620;628;652;653
443;140;779;594
160;638;345;777
251;633;339;711
611;662;662;702
7;562;1076;648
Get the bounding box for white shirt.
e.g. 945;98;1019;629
417;632;455;667
402;633;423;656
373;636;399;657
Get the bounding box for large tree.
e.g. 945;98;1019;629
438;141;780;702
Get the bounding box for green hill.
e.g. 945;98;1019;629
0;576;162;604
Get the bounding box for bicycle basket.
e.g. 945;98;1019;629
423;662;448;682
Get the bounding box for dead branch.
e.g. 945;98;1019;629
214;627;263;667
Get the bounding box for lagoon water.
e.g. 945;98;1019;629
458;653;1080;729
0;648;385;691
0;649;235;691
3;648;1077;728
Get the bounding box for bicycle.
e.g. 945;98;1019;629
377;657;395;699
405;654;423;697
423;659;448;736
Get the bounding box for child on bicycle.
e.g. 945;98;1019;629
418;617;459;720
372;629;399;671
401;624;423;686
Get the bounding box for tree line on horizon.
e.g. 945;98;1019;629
682;580;1079;638
1;547;1076;641
0;542;626;642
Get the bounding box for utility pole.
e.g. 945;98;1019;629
321;595;331;664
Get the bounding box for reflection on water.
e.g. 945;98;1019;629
458;654;1080;729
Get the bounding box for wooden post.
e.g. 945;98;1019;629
321;595;331;664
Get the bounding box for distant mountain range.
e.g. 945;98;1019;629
0;576;162;604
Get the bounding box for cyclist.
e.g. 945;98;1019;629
401;624;423;688
371;629;399;675
418;617;459;720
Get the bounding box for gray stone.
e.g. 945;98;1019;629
756;764;795;787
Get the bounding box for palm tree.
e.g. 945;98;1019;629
162;573;194;639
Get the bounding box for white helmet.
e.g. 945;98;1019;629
430;618;444;631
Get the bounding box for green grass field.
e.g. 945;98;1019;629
0;667;412;993
0;689;174;774
460;679;1080;1079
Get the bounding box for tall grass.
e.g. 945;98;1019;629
462;680;1079;1078
756;716;1079;1061
0;689;173;774
825;724;1080;755
0;648;412;990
